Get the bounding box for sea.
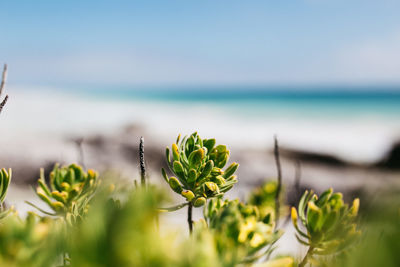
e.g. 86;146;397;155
2;85;400;164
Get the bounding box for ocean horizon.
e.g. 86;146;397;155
2;85;399;164
33;84;400;119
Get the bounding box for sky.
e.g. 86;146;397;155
1;0;400;87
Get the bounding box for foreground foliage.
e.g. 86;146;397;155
0;132;398;266
29;164;99;225
292;189;360;266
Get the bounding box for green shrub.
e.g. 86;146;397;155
162;132;238;208
31;164;99;224
0;168;12;219
248;181;288;222
69;186;220;267
202;197;283;266
0;212;63;267
291;188;360;266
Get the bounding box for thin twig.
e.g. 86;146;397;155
294;160;302;202
282;161;302;227
139;136;146;187
0;64;8;114
274;135;282;227
188;202;193;234
0;64;7;96
74;138;86;170
0;95;8;114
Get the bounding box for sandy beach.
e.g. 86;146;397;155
1;87;399;214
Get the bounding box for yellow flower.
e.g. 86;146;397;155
238;217;257;243
291;207;298;227
250;233;265;248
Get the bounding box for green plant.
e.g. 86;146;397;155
29;164;99;224
248;181;288;223
0;168;12;219
328;190;400;267
70;186;221;267
291;188;360;267
0;211;63;267
162;132;239;231
202;197;283;266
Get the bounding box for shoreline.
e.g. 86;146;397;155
1;87;399;164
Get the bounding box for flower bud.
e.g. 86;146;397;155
291;207;298;227
181;190;195;202
193;197;206;207
87;169;97;179
350;198;360;216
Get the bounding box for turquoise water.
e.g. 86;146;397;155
72;86;400;120
9;85;398;162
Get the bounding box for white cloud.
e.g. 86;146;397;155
315;31;400;84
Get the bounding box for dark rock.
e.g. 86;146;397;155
85;135;107;149
376;142;400;170
279;147;349;167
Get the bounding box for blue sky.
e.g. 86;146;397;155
1;0;400;87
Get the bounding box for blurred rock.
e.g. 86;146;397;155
279;147;349;167
376;141;400;170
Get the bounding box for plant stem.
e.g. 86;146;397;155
188;202;193;234
274;135;282;227
0;64;8;114
139;136;146;187
299;246;314;267
294;160;301;201
0;95;8;114
63;214;68;266
0;64;7;96
74;137;86;170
